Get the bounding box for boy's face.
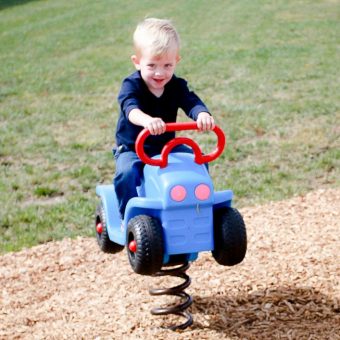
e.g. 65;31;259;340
131;48;180;96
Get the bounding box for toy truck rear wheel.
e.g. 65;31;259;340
212;207;247;266
127;215;164;275
95;202;124;254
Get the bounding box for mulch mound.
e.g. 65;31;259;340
1;188;339;339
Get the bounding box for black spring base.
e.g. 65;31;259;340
149;262;193;331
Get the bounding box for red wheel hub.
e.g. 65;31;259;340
128;240;137;253
96;222;103;234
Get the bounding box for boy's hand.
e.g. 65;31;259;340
197;112;215;131
145;117;166;135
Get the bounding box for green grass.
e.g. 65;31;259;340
1;0;339;253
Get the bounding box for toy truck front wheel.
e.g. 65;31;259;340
212;207;247;266
127;215;164;275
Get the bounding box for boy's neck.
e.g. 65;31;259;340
149;87;164;98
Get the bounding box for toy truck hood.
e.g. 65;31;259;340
141;153;214;208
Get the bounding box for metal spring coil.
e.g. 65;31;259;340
149;262;193;331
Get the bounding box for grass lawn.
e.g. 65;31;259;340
0;0;339;253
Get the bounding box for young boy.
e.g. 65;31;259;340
114;18;215;219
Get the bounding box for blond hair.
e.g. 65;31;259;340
133;18;180;56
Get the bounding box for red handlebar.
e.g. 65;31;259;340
135;122;226;167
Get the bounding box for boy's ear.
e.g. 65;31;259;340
176;55;181;63
131;55;141;70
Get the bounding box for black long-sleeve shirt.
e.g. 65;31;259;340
115;71;209;155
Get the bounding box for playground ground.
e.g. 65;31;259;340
1;188;339;339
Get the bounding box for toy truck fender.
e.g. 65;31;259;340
213;189;234;209
95;184;126;245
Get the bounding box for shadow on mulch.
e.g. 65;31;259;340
191;286;339;338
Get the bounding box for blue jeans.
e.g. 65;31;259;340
113;145;193;219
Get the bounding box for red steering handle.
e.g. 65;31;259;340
135;122;226;167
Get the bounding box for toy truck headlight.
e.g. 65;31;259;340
170;185;187;202
195;184;211;200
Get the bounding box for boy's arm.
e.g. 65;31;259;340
177;78;214;131
128;108;166;135
118;78;165;135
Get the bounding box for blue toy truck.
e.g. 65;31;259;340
95;122;247;275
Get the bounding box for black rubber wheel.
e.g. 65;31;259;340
212;207;247;266
95;202;124;254
127;215;164;275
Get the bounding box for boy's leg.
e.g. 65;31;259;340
113;150;144;219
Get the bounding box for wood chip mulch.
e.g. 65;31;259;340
1;188;339;339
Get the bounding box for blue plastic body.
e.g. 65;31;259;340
96;152;233;264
